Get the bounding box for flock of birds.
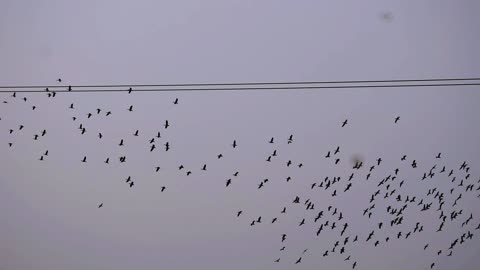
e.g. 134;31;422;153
1;79;479;270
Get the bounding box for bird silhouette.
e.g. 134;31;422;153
342;119;348;127
98;203;103;208
173;98;178;104
164;120;169;129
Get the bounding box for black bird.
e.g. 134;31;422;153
164;120;169;129
119;139;124;146
69;103;74;109
106;111;112;116
281;207;286;214
272;218;277;223
401;155;406;161
41;129;47;136
295;257;302;264
342;119;348;127
186;171;192;176
150;144;156;152
44;150;48;156
430;263;435;269
232;140;237;148
266;156;271;162
288;134;293;143
164;142;170;151
269;137;274;143
325;151;331;158
129;182;134;188
436;153;441;159
156;132;161;138
334;146;340;155
161;186;166;192
57;78;62;82
274;258;280;263
201;164;207;171
345;256;351;261
87;113;92;118
233;172;239;177
217;154;223;159
128;87;132;94
272;150;277;156
126;176;131;183
353;262;357;269
281;234;287;242
155;167;160;172
299;218;305;226
280;246;285;251
226;179;232;187
173;98;178;104
105;158;110;164
237;211;242;217
128;105;133;111
134;130;139;136
98;203;103;208
81;156;87;163
394;116;400;123
377;158;382;165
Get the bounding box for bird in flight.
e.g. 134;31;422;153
232;140;237;148
98;203;103;208
394;116;400;123
295;257;302;264
342;119;348;127
173;98;178;104
164;120;169;129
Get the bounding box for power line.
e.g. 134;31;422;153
0;77;479;89
0;82;479;93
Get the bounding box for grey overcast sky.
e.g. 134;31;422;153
1;1;480;270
